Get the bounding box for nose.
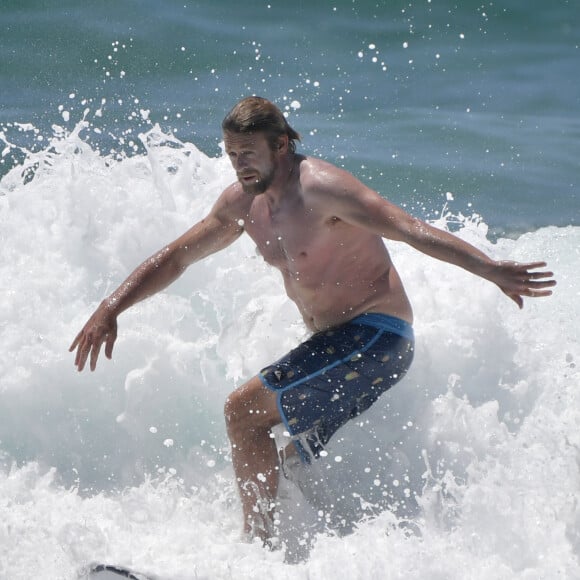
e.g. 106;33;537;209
233;159;244;171
234;155;249;171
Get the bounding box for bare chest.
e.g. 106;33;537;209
243;197;337;271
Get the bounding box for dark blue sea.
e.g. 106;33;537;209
2;0;578;232
1;2;580;578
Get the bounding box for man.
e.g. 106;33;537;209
70;96;555;543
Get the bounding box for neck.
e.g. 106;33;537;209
263;153;296;204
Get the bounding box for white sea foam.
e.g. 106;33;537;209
1;122;579;578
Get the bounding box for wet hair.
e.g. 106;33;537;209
222;96;301;153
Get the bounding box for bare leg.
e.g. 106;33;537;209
224;376;283;543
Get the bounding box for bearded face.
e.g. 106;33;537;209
237;161;276;195
224;131;279;196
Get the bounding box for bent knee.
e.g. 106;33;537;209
223;389;245;426
224;377;281;432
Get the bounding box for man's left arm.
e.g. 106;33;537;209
395;218;555;308
322;169;556;308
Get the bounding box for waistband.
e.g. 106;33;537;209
350;313;414;342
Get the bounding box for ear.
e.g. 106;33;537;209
276;135;289;153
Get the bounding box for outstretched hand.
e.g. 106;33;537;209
69;302;118;371
487;261;556;309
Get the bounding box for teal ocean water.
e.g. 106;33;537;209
1;2;580;578
2;0;578;233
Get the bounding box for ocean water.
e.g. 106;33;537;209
1;1;579;578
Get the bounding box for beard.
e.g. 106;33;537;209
238;163;276;195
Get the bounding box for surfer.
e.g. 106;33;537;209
70;96;556;544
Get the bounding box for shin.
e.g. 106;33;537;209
224;377;282;541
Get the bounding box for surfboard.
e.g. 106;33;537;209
83;563;155;580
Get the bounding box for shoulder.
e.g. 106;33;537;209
298;156;378;203
296;156;408;233
212;181;253;219
299;156;351;184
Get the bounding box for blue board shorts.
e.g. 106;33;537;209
258;313;414;463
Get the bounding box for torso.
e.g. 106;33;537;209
228;156;413;331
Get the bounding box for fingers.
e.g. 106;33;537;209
74;342;85;370
104;330;117;360
89;339;103;372
69;330;83;353
506;286;551;310
499;260;556;308
73;332;97;372
515;277;555;304
508;293;524;310
71;309;118;372
526;279;557;290
518;261;547;270
518;265;555;283
509;282;554;309
527;270;553;280
71;327;115;372
511;261;556;288
521;288;554;299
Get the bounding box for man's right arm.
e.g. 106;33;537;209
70;187;245;372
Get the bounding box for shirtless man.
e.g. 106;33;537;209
70;96;555;543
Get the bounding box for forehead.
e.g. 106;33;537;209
223;131;269;150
